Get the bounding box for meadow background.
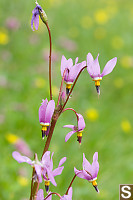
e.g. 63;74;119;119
0;0;133;199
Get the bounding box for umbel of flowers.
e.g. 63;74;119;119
12;1;117;200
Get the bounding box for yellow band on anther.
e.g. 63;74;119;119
77;131;82;137
42;126;47;131
45;180;50;186
92;180;97;186
66;83;72;89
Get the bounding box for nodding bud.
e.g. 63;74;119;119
45;180;50;192
60;91;66;105
77;131;82;144
39;9;48;24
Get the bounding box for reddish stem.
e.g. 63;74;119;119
44;192;62;200
65;174;77;195
63;108;79;121
46;22;52;100
59;66;87;114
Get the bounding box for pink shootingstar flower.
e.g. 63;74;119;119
39;99;55;139
12;151;66;191
41;151;66;192
63;113;85;144
87;53;117;95
74;152;99;193
61;55;86;95
12;151;43;183
31;2;42;31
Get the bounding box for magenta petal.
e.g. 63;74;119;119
77;114;85;130
46;168;57;186
63;125;75;130
12;151;32;165
37;189;44;200
75;57;79;64
93;152;98;162
87;53;94;76
83;153;92;172
34;14;39;30
74;167;88;180
34;164;42;183
39;99;48;123
65;130;76;142
45;192;52;200
91;161;99;178
45;100;55;123
52;166;64;177
58;157;66;167
68;187;73;198
93;54;101;76
101;57;117;77
61;55;67;76
41;151;51;165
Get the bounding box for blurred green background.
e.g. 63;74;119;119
0;0;133;199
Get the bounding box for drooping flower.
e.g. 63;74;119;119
63;113;85;144
39;99;55;139
31;2;48;31
61;55;86;95
31;3;42;31
12;151;66;192
74;152;99;193
87;53;117;95
41;151;66;192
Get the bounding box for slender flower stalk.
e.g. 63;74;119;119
65;174;76;195
59;66;87;114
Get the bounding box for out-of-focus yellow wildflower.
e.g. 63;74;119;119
86;108;99;121
113;78;124;89
120;56;133;68
94;10;109;25
80;16;93;29
94;27;106;40
0;31;9;45
68;27;79;38
5;133;19;144
34;77;46;88
121;120;131;133
111;36;124;49
17;176;29;186
52;86;59;97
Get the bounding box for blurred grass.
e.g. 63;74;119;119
0;0;133;199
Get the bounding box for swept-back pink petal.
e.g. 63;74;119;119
87;53;94;77
52;166;64;177
34;164;42;183
77;114;85;131
46;168;57;186
91;161;99;178
68;187;73;199
101;57;117;77
63;125;75;130
39;99;48;123
83;153;92;172
93;152;98;162
41;151;51;165
68;61;86;82
31;15;35;31
12;151;33;165
61;55;67;76
58;157;67;167
75;57;79;64
37;189;44;200
45;100;55;123
65;130;76;142
93;54;100;76
45;192;52;200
